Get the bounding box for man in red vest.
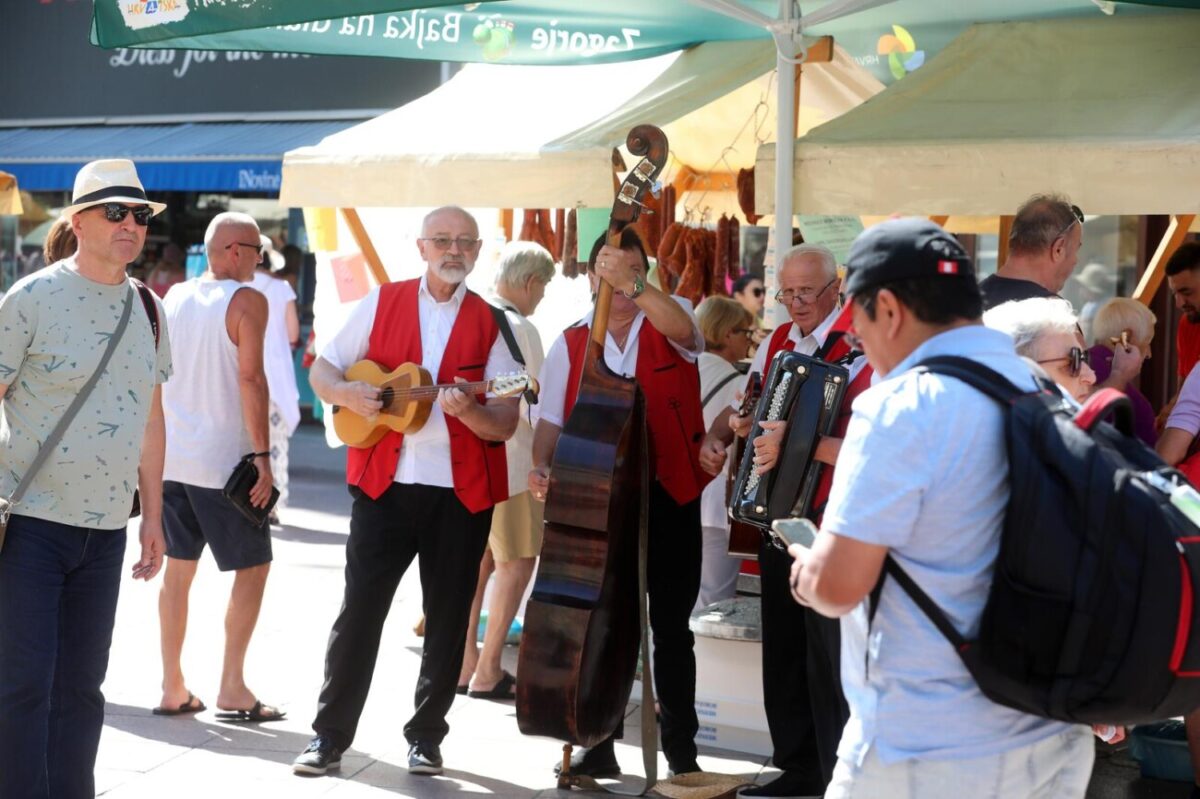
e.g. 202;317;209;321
293;207;522;778
699;243;871;798
529;228;709;778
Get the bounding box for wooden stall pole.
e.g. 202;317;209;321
339;208;390;286
500;209;514;242
1133;214;1196;307
996;215;1015;270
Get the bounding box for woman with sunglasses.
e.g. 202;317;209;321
983;297;1097;402
693;296;756;611
732;274;769;349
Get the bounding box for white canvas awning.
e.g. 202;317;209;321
280;39;881;210
754;14;1200;217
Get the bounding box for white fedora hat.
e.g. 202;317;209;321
61;159;167;219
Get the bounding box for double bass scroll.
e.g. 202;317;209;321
516;126;668;748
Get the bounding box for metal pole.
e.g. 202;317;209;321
767;0;796;327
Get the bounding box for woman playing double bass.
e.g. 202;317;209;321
528;229;711;778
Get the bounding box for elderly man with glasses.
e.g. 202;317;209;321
295;206;522;778
979;193;1085;310
699;243;872;798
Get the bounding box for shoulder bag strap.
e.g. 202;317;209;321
701;369;741;409
488;302;526;368
132;279;160;349
4;285;135;513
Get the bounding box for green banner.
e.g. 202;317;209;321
90;1;1199;74
91;1;772;65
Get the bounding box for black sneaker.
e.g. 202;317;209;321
737;771;825;798
408;740;444;775
292;736;342;776
552;740;621;778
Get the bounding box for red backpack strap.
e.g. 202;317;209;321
1074;388;1134;436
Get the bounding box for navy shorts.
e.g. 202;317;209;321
162;481;272;572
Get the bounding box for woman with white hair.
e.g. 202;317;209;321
1088;297;1156;445
983;297;1097;402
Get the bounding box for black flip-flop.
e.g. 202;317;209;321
214;700;286;722
456;683;469;695
152;693;206;716
467;670;516;700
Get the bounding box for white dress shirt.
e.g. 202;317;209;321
319;276;521;489
538;296;704;428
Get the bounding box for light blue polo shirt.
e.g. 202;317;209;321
822;324;1080;766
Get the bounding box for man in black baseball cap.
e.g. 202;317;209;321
784;220;1098;796
841;217;983;378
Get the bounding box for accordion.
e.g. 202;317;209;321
729;351;848;540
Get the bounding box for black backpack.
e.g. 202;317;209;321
871;355;1200;725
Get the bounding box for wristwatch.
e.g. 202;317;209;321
625;273;646;300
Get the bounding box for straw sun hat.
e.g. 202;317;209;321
61;159;166;219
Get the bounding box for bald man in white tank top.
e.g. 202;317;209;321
156;212;283;722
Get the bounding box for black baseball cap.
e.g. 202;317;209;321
843;218;974;296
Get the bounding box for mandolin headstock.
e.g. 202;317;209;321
492;372;534;399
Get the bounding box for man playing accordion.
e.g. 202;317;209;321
699;243;870;798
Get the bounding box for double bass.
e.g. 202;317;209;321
516;127;667;755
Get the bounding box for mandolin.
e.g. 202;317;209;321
331;359;534;447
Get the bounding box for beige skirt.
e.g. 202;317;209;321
488;490;545;562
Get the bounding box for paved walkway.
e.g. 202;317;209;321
93;425;1189;798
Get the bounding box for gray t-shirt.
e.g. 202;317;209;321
0;263;173;529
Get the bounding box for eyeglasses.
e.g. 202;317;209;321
733;327;757;337
225;241;264;255
1053;204;1085;243
751;287;765;298
420;236;481;251
775;277;837;306
1037;346;1090;377
94;203;153;226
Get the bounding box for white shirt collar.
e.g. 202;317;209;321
789;304;841;347
419;273;467;307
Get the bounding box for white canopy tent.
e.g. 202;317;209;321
754;13;1200;216
279;38;882;210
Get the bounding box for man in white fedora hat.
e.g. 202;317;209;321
0;158;173;798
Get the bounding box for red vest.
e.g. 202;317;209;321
562;322;711;506
345;279;508;514
761;316;874;521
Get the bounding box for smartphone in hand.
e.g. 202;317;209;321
771;517;818;549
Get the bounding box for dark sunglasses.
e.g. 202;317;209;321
225;241;264;255
751;287;765;298
95;202;153;226
1037;346;1090;378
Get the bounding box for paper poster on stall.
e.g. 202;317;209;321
795;215;864;266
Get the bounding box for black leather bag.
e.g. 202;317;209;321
222;453;279;527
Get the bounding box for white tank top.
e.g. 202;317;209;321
161;278;254;489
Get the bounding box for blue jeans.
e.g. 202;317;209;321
0;514;126;799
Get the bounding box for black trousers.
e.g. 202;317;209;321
313;483;492;749
605;480;702;772
758;540;849;786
